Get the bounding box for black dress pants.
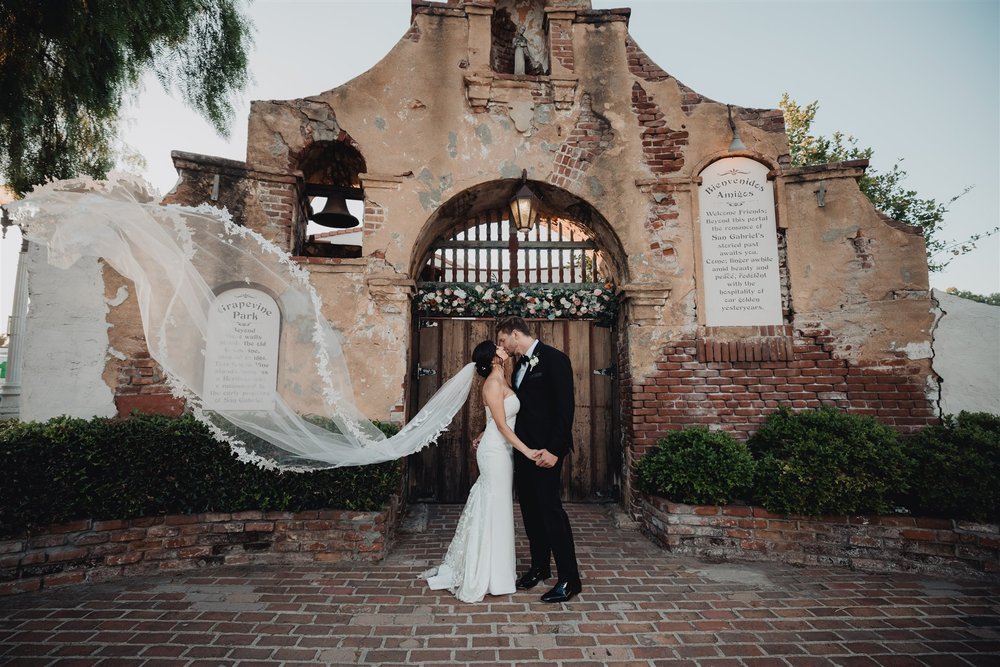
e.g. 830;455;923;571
513;453;579;582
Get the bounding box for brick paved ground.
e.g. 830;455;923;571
1;503;998;666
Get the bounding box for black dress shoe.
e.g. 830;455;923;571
540;579;582;603
515;568;551;590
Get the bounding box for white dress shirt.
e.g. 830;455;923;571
515;339;539;388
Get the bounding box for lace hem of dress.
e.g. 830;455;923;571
421;480;486;602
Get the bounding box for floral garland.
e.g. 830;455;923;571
416;282;618;325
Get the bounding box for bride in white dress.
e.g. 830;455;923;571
425;341;540;603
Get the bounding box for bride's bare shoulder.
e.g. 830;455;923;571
481;376;504;398
484;376;516;401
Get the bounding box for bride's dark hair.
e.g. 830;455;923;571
472;340;498;378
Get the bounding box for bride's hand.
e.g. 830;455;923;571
525;448;541;460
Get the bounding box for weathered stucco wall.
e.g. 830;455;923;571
782;163;933;362
235;2;802;417
113;0;936;430
21;248;116;421
19;1;941;502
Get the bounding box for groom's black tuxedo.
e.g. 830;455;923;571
512;340;580;583
513;342;575;456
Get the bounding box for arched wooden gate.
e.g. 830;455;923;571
408;206;620;502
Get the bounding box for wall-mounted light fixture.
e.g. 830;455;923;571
815;181;827;208
509;169;541;233
727;104;747;152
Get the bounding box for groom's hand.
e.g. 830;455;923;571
472;432;484;451
535;449;558;468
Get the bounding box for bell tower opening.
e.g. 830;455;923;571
295;140;367;259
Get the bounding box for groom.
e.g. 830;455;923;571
496;316;582;603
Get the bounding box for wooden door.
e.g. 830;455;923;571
408;317;618;502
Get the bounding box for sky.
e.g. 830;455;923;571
2;0;998;335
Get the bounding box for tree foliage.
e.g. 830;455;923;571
0;0;253;196
780;94;997;272
944;287;1000;307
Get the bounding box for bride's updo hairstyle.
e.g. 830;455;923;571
472;340;498;378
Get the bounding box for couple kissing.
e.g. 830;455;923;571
424;316;581;604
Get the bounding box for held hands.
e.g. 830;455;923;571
472;432;484;451
523;448;542;461
534;449;558;468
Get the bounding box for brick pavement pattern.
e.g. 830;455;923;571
1;504;998;666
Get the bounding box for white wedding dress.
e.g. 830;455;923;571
425;393;519;603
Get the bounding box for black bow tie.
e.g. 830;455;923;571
516;355;530;368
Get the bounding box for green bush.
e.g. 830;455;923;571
902;411;1000;523
747;407;911;516
0;413;402;538
637;427;755;505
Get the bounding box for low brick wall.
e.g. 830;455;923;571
0;498;400;596
640;495;999;581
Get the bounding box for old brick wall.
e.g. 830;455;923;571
163;151;305;253
0;501;400;597
631;326;936;444
640;496;1000;582
623;325;937;510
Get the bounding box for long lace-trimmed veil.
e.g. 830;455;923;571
9;175;475;469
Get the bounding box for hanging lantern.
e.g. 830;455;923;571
508;170;541;232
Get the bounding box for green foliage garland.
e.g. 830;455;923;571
416;282;617;325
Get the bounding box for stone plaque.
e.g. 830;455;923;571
698;157;782;326
204;288;280;411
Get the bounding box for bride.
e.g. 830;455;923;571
424;340;540;603
11;178;535;602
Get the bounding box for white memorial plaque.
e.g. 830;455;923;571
698;157;783;326
204;288;280;411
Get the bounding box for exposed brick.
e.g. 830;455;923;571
642;496;996;580
547;94;613;189
0;505;396;597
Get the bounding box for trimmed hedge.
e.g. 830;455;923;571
903;411;1000;523
0;413;402;538
637;407;1000;520
747;407;911;516
637;427;754;506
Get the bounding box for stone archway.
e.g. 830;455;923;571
406;179;628;503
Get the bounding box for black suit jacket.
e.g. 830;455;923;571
513;341;575;457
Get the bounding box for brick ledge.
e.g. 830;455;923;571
639;494;999;582
0;497;401;596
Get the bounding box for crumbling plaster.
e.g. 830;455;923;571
781;164;933;365
16;0;919;428
245;10;791;292
21;248;116;421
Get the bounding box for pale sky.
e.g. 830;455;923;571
2;0;998;334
